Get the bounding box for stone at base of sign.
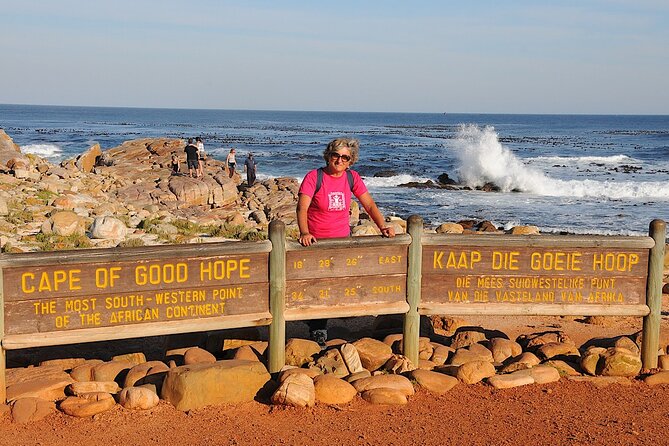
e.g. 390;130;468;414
271;373;315;408
658;354;669;371
119;387;160;410
644;371;669;386
10;397;56;423
161;360;271;411
352;338;393;372
285;339;321;367
456;361;496;384
67;381;120;396
487;372;535;389
7;375;74;402
410;369;459;394
361;388;407;405
313;375;357;405
59;392;116;418
351;374;414;396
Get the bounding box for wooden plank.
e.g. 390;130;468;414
0;240;271;268
286;274;406;310
285;302;409;321
419;303;650;317
2;311;273;350
423;246;649;278
422;233;655;249
3;252;269;302
4;282;269;336
285;234;411;251
421;274;647;306
286;245;407;280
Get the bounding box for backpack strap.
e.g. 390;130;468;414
314;167;355;195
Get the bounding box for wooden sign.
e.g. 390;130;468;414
422;243;650;307
2;244;271;336
284;238;409;316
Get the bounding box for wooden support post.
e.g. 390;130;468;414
642;219;666;370
268;220;286;374
0;266;5;403
403;215;423;366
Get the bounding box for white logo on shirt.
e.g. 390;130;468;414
328;192;346;211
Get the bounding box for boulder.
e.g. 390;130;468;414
313;375;357;405
67;381;120;396
340;343;365;374
89;216;127;239
11;397;56;423
489;338;523;363
410;369;459;394
279;367;321;382
44;210;86;236
118;387;160;410
92;361;133;382
75;143;102;173
183;347;216;365
450;343;494;365
361;388;408;405
450;330;487;349
0;129;28;167
352;338;393;371
435;223;464;234
351;375;415;396
499;352;541;373
644;371;669;386
59;392;116;417
456;361;496;384
536;342;580;360
310;348;349;378
271;373;315;408
6;373;74;402
487;372;535;389
600;348;642;377
510;225;540;235
123;361;169;388
285;338;321;367
383;355;416;374
161;360;270;411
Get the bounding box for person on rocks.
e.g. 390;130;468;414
226;148;237;178
184;138;200;178
196;136;206;177
244;152;257;186
171;152;181;175
296;137;395;346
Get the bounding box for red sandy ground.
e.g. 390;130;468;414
2;308;669;446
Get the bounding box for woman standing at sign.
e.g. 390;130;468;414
296;137;395;346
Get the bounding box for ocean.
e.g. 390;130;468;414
1;104;668;236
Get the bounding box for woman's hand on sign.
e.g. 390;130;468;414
299;233;317;246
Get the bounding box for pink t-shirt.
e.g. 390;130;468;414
299;168;368;239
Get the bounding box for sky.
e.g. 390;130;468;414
1;0;668;114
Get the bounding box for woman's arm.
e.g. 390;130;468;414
296;193;317;246
358;192;395;238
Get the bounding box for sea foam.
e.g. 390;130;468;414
21;143;63;159
450;125;669;199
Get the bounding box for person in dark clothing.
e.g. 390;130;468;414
244;152;258;186
184;138;200;178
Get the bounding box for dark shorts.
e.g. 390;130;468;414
228;162;236;170
187;159;199;169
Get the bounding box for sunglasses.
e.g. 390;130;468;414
330;152;351;162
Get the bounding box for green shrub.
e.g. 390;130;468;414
35;232;91;251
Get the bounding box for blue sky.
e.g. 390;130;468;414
1;0;667;114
